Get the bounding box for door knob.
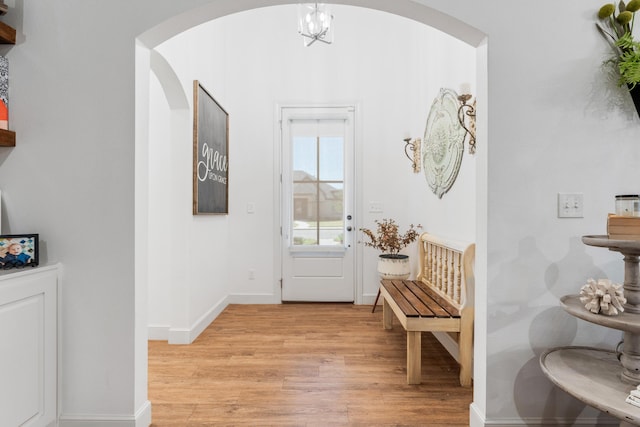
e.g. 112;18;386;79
346;226;353;231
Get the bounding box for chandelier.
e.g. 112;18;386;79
297;3;333;47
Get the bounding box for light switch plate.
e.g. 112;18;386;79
558;193;584;218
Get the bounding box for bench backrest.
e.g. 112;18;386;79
415;233;475;311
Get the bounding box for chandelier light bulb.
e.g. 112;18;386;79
297;3;334;47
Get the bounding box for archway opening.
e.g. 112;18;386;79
135;0;488;421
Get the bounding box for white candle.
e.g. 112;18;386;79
459;83;471;95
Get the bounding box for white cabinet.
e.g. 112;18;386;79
0;265;59;427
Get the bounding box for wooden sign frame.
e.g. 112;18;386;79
193;80;229;215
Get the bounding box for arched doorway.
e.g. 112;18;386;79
135;1;487;423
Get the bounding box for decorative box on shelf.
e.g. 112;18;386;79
607;214;640;240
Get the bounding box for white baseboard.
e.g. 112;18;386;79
149;292;374;345
147;324;169;341
136;400;152;427
59;400;152;427
474;419;617;426
227;293;376;305
470;403;486;427
168;296;229;344
362;292;379;306
150;291;372;345
469;403;618;427
148;294;279;345
227;293;280;304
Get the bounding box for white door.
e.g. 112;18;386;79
280;106;355;302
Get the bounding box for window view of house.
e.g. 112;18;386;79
291;133;344;246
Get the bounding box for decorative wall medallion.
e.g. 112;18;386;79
422;88;466;198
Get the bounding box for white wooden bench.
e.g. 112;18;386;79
380;232;475;386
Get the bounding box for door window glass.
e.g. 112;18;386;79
290;120;345;247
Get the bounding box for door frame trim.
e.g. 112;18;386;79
274;103;363;304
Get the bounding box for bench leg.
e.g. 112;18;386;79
459;329;473;387
407;331;421;384
382;297;393;329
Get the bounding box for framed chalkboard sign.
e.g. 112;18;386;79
193;80;229;215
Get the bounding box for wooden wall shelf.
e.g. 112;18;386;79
0;21;14;44
0;128;15;146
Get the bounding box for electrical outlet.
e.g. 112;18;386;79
558;193;584;218
248;269;255;280
369;201;383;213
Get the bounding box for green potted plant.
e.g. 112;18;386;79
360;219;421;280
596;1;640;115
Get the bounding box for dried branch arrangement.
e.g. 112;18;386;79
359;219;420;257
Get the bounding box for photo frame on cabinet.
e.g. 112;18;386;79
0;234;39;269
193;80;229;215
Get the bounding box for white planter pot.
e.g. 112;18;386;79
377;254;410;280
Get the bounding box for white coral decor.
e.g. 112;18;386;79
579;278;627;316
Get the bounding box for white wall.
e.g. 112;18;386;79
0;0;635;425
147;52;231;344
147;73;172;335
147;5;476;335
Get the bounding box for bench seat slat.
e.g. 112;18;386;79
387;280;436;317
411;280;460;317
403;280;456;318
381;279;459;319
381;280;419;316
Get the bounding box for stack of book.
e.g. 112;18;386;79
608;214;640;240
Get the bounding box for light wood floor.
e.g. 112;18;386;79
148;303;473;426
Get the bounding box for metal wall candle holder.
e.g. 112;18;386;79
457;93;476;155
403;137;421;173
